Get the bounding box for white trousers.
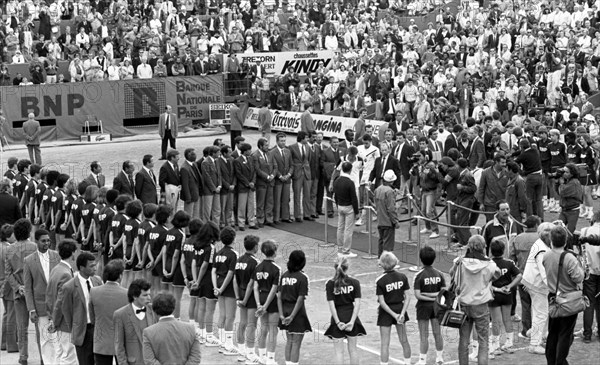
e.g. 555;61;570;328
529;290;549;347
54;330;78;365
37;316;57;364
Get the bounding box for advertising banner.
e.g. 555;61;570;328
243;107;387;139
0;75;224;143
225;50;336;77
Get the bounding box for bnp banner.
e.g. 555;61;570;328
226;50;336;76
243;107;387;139
0;75;224;142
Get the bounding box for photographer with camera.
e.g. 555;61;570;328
557;163;584;233
543;225;585;364
579;211;600;343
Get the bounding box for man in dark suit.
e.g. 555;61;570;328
307;133;321;218
218;145;236;228
391;132;415;212
143;292;201;364
388;110;410;136
469;125;486;169
158;149;181;216
369;143;400;189
112;160;136;198
47;240;78;365
4;219;37;365
253;138;277;227
89;260;129;365
201;146;222;225
135;155;158;205
435;83;456;105
229;103;244;149
444;124;463;156
321;136;343;218
58;251;103;365
23;229;60;364
234;143;257;230
289;132;313;222
180;148;202;221
114;279;158;365
158;105;178;160
84;161;105;188
0;224;18;353
270;133;293;223
0;178;21;227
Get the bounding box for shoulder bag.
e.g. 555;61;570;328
548;251;589;318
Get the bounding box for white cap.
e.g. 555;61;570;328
383;170;397;183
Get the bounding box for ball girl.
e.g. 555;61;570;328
212;226;239;355
278;250;312;365
122;200;143;288
146;204;172;296
235;235;260;363
136;203;158;281
108;194;132;261
50;174;70;245
181;218;203;328
376;251;412;365
191;221;221;346
324;256;366;365
79;185;99;252
254;240;281;365
162;210;190;318
92;186;110;273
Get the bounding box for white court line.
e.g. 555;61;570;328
310;267;408;283
312;328;406;364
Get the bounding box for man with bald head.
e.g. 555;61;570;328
23;113;41;165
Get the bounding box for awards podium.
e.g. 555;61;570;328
80;117;112;143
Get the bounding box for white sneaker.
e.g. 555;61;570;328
238;353;247;362
501;344;515;353
205;334;221;347
528;345;545;355
415;359;427;365
223;345;240;356
355;218;364;226
435;357;444;365
420;228;431;234
511;314;521;322
469;351;478;361
245;353;260;364
345;252;358;258
429;232;440;239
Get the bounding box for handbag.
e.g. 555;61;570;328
436;259;467;328
548;251;589;318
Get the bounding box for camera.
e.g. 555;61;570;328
553;169;565;178
575;233;600;246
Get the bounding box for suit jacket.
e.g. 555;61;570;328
456;87;473;108
308;143;321;180
300;110;315;133
233;155;256;193
270;147;292;184
84;173;106;188
321;147;342;181
89;282;129;355
218;157;236;194
135;168;158;205
158;161;181;192
59;274;103;346
391;143;415;180
252;150;277;187
469;138;486;169
4;240;37;300
369;155;400;188
201;157;222;195
48;261;74;332
388;120;409;135
0;241;12;299
0;192;22;227
23;250;60;316
143;317;201;365
114;303;158;365
179;161;201;203
113;171;136;198
444;133;459;155
436;90;456;105
289;143;311;180
158;112;178;138
229;104;244;131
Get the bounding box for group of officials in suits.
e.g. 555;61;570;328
0;218;200;365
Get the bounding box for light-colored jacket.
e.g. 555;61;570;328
522;239;550;294
451;252;501;306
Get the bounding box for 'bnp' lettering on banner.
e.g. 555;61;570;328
175;80;222;119
21;94;84;118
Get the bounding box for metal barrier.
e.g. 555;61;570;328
320;196;336;248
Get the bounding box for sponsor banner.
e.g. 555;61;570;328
0;75;224;142
209;103;235;125
227;50;336;76
243;107;387;139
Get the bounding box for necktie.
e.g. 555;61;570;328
128;175;134;189
166;114;170;130
381;157;387;177
86;279;92;292
333;149;339;163
136;307;147;314
70;267;74;277
150;170;156;183
300;144;304;159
